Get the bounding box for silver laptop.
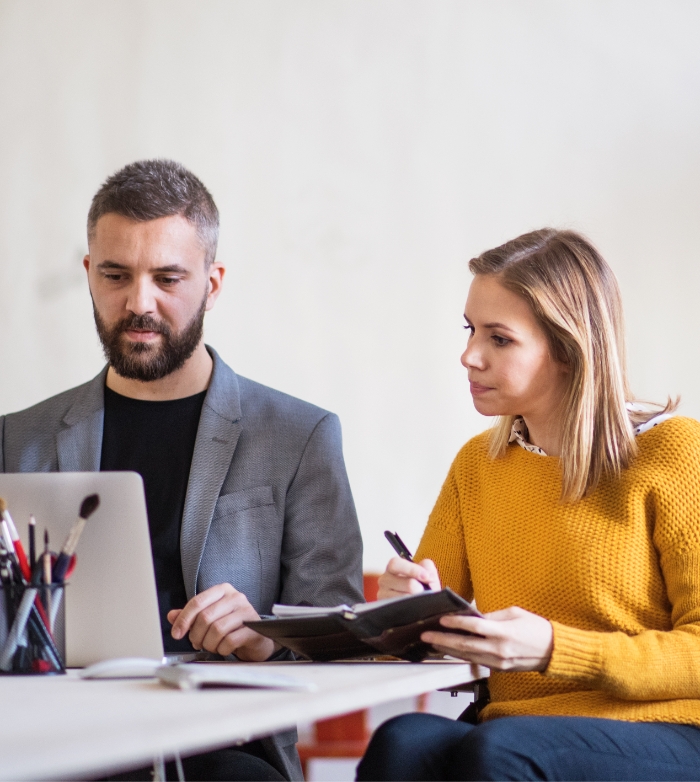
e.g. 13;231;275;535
0;472;164;667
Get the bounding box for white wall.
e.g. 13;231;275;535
1;0;699;571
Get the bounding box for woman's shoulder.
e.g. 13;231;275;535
452;429;492;467
636;415;700;463
637;414;700;441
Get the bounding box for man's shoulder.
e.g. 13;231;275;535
205;350;342;450
236;373;334;429
2;373;104;434
209;348;335;430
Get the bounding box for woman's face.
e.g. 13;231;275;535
462;274;569;423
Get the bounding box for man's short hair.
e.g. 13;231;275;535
87;159;219;266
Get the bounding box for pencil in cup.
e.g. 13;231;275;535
0;534;65;673
0;580;66;674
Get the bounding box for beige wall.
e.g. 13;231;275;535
1;0;699;570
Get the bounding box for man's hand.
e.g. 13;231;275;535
377;557;442;600
167;583;280;661
421;605;553;672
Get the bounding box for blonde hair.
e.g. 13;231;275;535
469;228;676;501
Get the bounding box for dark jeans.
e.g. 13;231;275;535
100;739;285;781
356;713;700;781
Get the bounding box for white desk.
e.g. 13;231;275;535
0;660;484;780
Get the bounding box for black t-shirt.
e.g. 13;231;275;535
100;386;207;653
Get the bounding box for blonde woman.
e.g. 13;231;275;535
357;229;700;781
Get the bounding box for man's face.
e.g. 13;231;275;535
84;213;224;382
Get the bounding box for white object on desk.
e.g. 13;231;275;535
80;657;162;679
156;663;316;691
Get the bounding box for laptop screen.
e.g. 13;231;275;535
0;471;164;666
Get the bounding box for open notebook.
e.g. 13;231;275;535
246;588;482;661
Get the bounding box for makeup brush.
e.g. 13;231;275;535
52;494;100;583
0;497;30;582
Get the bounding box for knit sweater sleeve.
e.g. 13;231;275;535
545;417;700;700
415;450;474;601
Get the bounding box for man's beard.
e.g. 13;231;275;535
93;295;207;382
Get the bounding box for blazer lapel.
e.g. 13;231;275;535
56;368;108;472
180;349;243;599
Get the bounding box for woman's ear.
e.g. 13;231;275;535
549;339;571;370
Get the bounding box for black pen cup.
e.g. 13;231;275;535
0;582;66;675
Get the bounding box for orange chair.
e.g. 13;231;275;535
296;575;430;776
296;574;379;776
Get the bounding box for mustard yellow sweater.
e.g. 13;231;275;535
415;416;700;726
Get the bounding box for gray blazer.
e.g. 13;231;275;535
0;347;364;780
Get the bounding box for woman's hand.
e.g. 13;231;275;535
377;557;442;600
421;605;553;672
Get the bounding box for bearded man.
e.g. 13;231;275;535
0;160;363;781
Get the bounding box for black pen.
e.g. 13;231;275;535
384;530;431;591
29;515;36;573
